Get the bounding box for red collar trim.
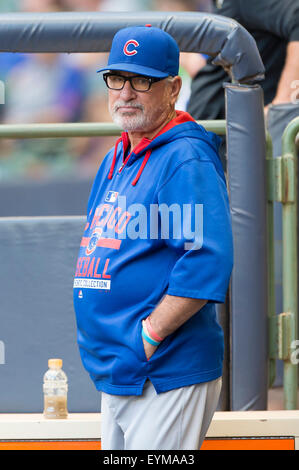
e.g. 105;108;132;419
153;110;196;140
121;110;195;158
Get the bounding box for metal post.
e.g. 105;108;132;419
281;117;299;409
266;133;277;388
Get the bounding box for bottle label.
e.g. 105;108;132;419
44;395;68;419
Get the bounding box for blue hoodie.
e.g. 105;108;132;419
73;111;233;396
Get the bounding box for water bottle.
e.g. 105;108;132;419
43;358;68;419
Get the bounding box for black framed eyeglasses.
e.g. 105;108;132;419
103;73;164;92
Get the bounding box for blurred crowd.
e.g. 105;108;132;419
0;0;211;181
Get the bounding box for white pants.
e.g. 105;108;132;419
101;378;221;450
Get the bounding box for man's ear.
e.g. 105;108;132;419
170;75;182;104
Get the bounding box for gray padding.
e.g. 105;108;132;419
225;84;268;410
0;11;264;82
0;216;100;412
0;177;92;217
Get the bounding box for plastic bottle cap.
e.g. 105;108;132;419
48;358;62;369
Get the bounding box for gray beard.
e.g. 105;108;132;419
109;102;152;131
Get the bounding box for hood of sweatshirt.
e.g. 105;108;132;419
107;110;223;186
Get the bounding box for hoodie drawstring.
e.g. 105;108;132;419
107;136;152;186
131;150;152;186
108;137;122;180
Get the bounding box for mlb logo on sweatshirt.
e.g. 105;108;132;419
105;191;119;203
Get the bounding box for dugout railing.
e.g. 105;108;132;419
0;116;298;409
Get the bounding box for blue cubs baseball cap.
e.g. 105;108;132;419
97;25;180;78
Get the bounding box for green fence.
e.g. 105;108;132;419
1;117;298;409
267;117;299;410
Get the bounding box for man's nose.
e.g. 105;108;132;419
119;79;137;99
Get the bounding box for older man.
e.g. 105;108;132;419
73;25;233;450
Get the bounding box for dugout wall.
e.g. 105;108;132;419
0;11;269;411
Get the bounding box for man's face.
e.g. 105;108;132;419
108;71;179;133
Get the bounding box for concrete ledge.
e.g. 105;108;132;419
0;413;101;440
0;411;299;441
206;410;299;438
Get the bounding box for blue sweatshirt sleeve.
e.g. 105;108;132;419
157;158;234;303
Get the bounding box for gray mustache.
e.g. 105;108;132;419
113;102;144;112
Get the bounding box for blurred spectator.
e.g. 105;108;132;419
0;0;19;12
4;53;86;124
0;0;89;180
187;0;299;120
61;0;103;10
152;0;212;12
0;52;88;179
186;0;299;173
100;0;152;11
21;0;67;12
152;0;209;110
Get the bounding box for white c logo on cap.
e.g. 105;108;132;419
123;39;139;56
